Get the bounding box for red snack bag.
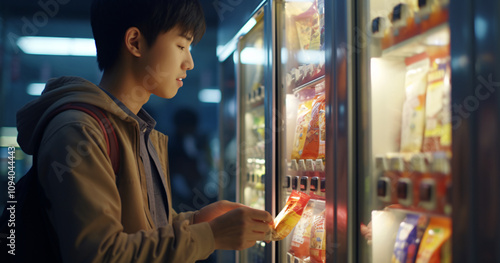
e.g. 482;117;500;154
301;92;326;160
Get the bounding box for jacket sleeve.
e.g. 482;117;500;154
37;112;215;263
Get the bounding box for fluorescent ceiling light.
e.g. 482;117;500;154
198;89;221;103
240;18;257;36
217;17;257;62
27;83;45;96
17;36;96;56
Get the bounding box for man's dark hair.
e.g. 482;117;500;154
91;0;206;71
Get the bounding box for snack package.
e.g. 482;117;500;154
268;190;311;241
400;53;430;152
294;3;320;51
416;217;451;263
289;200;316;259
309;200;326;263
391;214;429;263
301;91;326;160
422;56;451;154
291;93;315;160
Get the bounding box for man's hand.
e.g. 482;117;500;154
208;206;273;251
360;222;372;245
193;200;246;224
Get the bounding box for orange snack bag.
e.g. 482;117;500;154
301;92;326;160
416;217;451;263
269;190;311;241
291;98;314;160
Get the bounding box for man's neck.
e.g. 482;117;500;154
99;65;151;115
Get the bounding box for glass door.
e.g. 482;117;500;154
236;10;268;263
276;0;327;262
358;0;452;262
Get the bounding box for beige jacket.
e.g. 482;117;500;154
16;76;215;262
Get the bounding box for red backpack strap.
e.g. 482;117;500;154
48;103;120;174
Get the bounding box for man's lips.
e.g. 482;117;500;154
176;77;184;87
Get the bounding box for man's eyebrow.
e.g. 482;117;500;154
178;33;193;42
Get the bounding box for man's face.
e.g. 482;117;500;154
140;26;195;99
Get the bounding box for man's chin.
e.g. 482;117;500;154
154;88;179;99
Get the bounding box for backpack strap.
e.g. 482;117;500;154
47;102;120;174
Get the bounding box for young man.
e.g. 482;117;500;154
15;0;272;261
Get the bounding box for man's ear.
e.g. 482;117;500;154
124;27;144;58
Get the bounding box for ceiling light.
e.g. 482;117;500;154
217;17;257;62
27;83;45;96
198;89;221;103
17;36;96;56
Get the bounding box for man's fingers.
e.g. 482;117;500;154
248;209;273;223
251;220;272;233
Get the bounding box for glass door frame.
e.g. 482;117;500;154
234;2;276;262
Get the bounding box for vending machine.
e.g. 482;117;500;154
357;0;453;262
327;0;500;261
275;0;329;262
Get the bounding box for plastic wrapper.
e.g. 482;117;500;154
392;214;429;263
422;55;451;154
267;190;311;241
400;53;430;152
301;91;326;160
416;217;451;263
309;200;326;263
291;97;314;160
294;2;320;51
288;200;315;260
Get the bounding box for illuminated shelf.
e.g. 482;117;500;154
380;23;449;58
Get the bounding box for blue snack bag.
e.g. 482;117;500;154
392;214;423;263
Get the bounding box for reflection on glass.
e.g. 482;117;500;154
239;16;265;211
237;12;267;263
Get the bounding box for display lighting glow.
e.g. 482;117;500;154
240;47;266;65
198;89;221;103
27;83;46;96
424;28;450;46
217;18;257;62
297;50;324;64
17;36;97;56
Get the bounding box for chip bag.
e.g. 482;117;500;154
301;92;326;160
291;98;314;160
392;214;429;263
268;191;311;241
416;217;451;263
309;200;326;263
289;200;316;259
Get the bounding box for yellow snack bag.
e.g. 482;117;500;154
291;99;314;160
269;191;311;241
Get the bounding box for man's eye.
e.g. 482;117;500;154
178;45;185;51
